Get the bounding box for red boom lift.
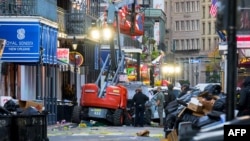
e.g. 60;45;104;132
71;0;144;126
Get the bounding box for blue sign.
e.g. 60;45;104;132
0;22;40;62
0;21;57;64
189;59;201;64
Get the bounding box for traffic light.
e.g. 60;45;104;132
216;0;228;31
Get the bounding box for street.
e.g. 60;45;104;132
47;123;165;141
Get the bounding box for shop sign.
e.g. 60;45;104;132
0;22;40;62
57;48;69;63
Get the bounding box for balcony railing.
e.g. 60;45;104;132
123;35;141;48
57;7;66;34
0;0;36;16
0;0;57;22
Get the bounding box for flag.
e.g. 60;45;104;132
210;0;217;17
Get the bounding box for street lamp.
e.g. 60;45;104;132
72;36;78;105
71;0;84;10
161;64;181;86
89;25;114;42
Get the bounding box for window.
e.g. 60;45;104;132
208;38;211;50
208;22;211;34
192;1;195;12
187;2;190;12
191;39;195;49
176;40;180;50
208;6;211;18
176;21;180;31
187;21;190;31
196;39;199;50
197;1;200;11
181;21;185;31
202;6;205;18
192;20;195;30
197;20;200;30
202;22;205;34
186;39;190;49
176;2;180;13
181;40;185;50
202;38;205;51
181;2;185;12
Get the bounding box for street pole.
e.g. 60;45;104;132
226;0;237;121
74;52;77;105
72;36;78;106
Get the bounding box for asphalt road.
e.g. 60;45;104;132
47;123;165;141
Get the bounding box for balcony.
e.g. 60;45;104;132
0;0;57;22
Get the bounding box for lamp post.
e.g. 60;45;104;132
72;36;78;105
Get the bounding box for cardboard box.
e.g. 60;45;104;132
167;129;178;141
188;102;203;113
0;96;12;106
18;100;44;112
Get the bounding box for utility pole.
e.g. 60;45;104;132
226;0;237;121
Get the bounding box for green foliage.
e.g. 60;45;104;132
151;50;159;60
206;73;220;83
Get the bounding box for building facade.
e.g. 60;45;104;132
165;0;221;86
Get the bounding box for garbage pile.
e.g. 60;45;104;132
0;98;44;115
163;84;227;141
0;98;48;141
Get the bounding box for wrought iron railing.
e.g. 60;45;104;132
0;0;57;22
123;35;141;48
57;7;66;34
0;0;36;16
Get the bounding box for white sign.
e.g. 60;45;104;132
154;22;160;45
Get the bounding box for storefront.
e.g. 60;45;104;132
0;18;57;100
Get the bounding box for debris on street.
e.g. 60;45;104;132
136;129;150;137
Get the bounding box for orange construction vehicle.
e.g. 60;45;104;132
71;0;145;126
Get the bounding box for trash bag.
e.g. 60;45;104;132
20;106;40;115
4;99;19;112
0;106;11;115
166;100;179;113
